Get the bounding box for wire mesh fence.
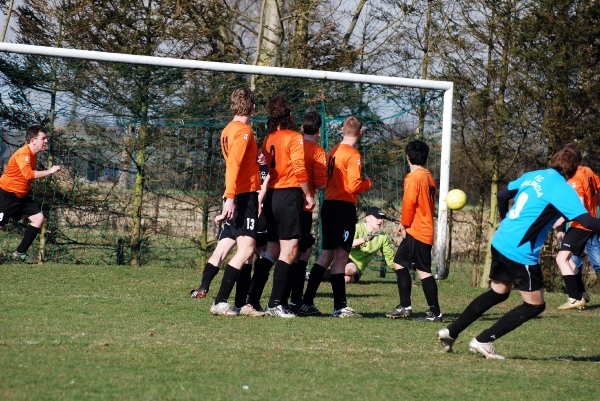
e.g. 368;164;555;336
0;52;448;267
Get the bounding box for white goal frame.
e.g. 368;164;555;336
0;42;454;278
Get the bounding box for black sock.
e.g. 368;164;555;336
421;276;441;316
303;263;326;305
574;271;586;295
268;260;291;308
291;260;308;304
234;264;253;308
446;289;510;338
476;302;546;343
331;273;347;310
563;275;582;300
395;268;412;308
16;225;40;254
214;265;240;304
248;257;274;305
199;262;220;291
280;262;296;306
247;257;263;296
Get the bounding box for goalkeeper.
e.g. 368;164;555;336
322;207;395;283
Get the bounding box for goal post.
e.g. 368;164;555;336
0;42;453;276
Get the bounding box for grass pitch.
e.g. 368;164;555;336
1;262;599;400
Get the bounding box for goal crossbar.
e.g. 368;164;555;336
0;42;454;278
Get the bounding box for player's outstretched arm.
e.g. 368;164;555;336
34;165;61;179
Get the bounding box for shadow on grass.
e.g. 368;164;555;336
314;292;383;299
511;355;600;362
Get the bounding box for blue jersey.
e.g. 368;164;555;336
492;168;586;265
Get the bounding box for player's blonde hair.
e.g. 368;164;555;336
342;116;362;137
230;88;255;116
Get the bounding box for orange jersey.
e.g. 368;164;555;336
324;143;371;204
220;121;261;198
303;140;327;210
262;129;308;189
401;168;436;245
0;144;37;198
568;166;600;231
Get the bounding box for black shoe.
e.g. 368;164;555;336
245;297;264;312
11;251;37;264
385;305;412;318
414;310;443;322
582;291;590;303
295;302;321;316
189;288;208;298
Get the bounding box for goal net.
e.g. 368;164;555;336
0;43;453;272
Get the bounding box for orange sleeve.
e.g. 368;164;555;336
16;151;35;181
223;127;252;198
346;152;371;194
313;146;327;188
594;173;600;191
290;136;308;185
401;175;418;228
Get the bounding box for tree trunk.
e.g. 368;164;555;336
418;0;432;136
480;166;498;288
258;0;280;67
130;116;148;266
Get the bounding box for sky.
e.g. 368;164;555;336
0;0;23;42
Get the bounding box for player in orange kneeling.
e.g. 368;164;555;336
298;116;371;317
385;139;442;322
0;125;62;263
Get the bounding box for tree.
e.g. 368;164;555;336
439;0;538;286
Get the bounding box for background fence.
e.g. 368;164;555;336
0;51;453;268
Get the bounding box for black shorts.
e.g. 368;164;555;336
229;192;259;239
256;199;268;248
299;210;315;252
264;188;304;241
560;227;594;257
320;200;356;252
0;188;41;227
256;232;267;248
257;209;267;233
218;222;236;241
489;245;543;291
393;233;432;273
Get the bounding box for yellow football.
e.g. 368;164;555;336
446;189;467;210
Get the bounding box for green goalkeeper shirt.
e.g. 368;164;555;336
349;223;396;273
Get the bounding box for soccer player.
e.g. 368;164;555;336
553;145;600;310
281;110;327;310
247;94;315;318
320;207;395;283
298;116;371;318
386;140;441;322
189;164;269;300
0;125;62;263
208;87;263;317
343;207;395;284
437;144;600;359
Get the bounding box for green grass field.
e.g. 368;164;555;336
1;262;599;401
